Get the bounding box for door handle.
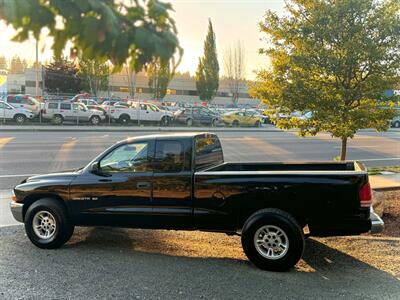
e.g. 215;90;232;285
137;182;151;189
98;179;112;182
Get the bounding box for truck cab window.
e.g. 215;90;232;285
195;135;224;170
154;141;184;172
100;142;149;173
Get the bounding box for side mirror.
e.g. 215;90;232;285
90;162;101;174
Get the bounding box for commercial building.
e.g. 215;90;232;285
5;68;260;107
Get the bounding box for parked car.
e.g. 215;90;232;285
134;102;173;125
10;133;383;271
5;94;41;116
71;98;108;115
0;100;35;124
391;114;400;128
174;106;220;126
222;110;262;127
42;101;105;125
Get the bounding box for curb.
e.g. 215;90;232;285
372;186;400;192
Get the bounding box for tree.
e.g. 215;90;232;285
125;64;136;98
44;57;81;94
250;0;399;160
224;41;246;105
147;58;174;100
78;55;109;96
0;0;181;72
9;56;27;74
0;55;7;70
196;19;219;101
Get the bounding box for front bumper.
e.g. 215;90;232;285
370;207;384;234
10;202;24;223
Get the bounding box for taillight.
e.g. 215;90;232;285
359;182;372;207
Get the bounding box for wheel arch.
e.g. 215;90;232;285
22;193;69;221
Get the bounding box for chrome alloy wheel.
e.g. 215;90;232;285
32;211;57;240
254;225;289;260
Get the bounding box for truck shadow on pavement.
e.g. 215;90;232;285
1;225;400;298
69;227;399;278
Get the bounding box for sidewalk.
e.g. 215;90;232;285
369;174;400;191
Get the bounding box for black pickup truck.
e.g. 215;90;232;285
10;132;383;271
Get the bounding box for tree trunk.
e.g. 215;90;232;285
340;137;347;161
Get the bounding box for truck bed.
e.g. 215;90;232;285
203;161;365;172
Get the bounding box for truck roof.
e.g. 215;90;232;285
126;132;214;142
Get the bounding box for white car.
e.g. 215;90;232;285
0;101;35;124
42;102;106;125
5;94;41;116
109;102;173;125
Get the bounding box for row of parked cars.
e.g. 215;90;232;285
0;94;267;127
2;94;400;128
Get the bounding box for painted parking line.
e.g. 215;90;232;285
358;158;400;162
0;137;14;149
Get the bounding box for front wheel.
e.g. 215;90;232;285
241;208;305;271
393;121;400;128
90;115;101;125
24;198;74;249
160;116;170;126
14;114;26;125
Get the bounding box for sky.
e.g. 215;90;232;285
0;0;285;79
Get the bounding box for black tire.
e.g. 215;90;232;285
255;120;261;127
14;114;26;125
394;121;400;128
186;118;193;127
232;120;239;127
211;119;217;127
52;114;63;125
241;208;305;271
119;114;130;125
90;115;101;125
160;116;170;126
24;198;74;249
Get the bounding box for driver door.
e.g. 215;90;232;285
70;140;155;227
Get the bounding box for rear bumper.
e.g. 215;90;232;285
370;207;384;234
10;202;24;223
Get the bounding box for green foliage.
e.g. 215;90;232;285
44;57;81;94
250;0;400;159
147;58;173;100
9;55;27;74
78;55;109;96
0;0;181;72
196;19;219;101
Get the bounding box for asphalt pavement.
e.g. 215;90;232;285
1;225;400;299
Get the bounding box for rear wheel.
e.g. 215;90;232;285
14;114;26;125
90;115;101;125
24;198;74;249
394;121;400;128
52;114;63;125
119;114;130;125
232;120;239;127
241;208;305;271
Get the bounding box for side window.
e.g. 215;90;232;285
48;103;58;109
7;96;19;104
100;142;150;173
195;135;224;171
60;103;71;110
154;141;184;173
